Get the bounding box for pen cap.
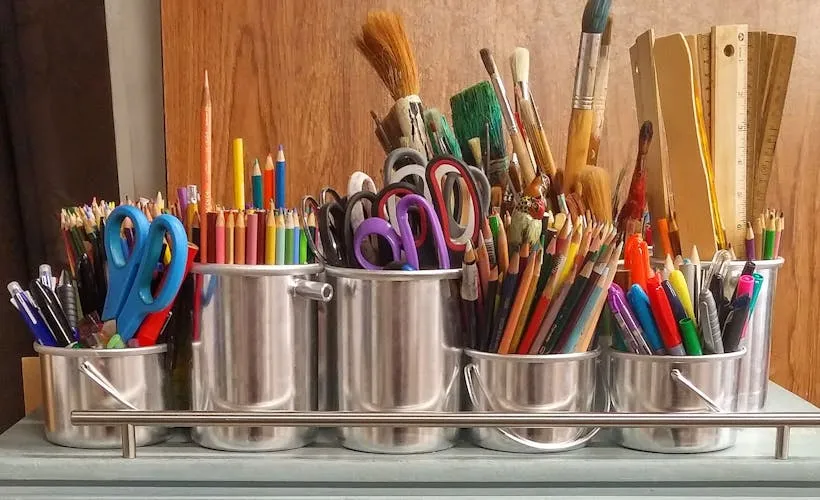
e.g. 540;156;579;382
678;317;703;356
662;278;688;324
735;274;755;299
750;273;765;312
668;270;695;320
646;275;684;355
626;284;665;354
722;295;751;353
697;289;724;354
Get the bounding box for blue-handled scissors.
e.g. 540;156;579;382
101;204;188;342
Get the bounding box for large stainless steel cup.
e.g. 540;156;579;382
730;258;782;411
609;349;745;453
35;343;170;448
191;263;332;451
326;266;462;454
465;349;603;453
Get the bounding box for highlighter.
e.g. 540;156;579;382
647;275;685;355
750;273;765;313
626;284;665;354
735;274;755;300
668;270;695;320
662;280;688;324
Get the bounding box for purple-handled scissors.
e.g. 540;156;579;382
353;194;450;270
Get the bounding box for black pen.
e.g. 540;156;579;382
722;295;751;353
29;279;75;347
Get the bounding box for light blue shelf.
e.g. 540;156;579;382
2;382;819;498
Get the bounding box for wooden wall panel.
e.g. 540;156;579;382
161;0;820;403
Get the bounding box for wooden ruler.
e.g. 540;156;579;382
711;25;748;256
696;33;713;158
654;33;718;257
630;29;670;234
745;31;766;211
752;34;796;217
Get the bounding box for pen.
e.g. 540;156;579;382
750;273;765;313
7;282;57;346
55;270;78;330
611;286;651;354
608;285;650;354
668;269;695;320
28;279;75;347
722;295;751;353
626;284;665;354
38;264;55;291
647;275;685;355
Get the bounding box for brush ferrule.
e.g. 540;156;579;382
490;75;518;135
517;81;531;102
571;33;602;109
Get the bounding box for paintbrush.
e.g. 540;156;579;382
451;81;508;187
480;48;537;188
511;47;557;179
356;11;430;158
616;121;653;233
587;15;613;166
564;0;612;190
423;109;463;159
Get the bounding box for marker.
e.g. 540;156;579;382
626;284;665;354
646;275;685;355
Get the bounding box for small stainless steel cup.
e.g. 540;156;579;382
609;348;745;453
35;343;170;448
465;348;603;453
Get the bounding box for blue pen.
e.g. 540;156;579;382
275;145;286;209
626;284;665;354
7;282;57;346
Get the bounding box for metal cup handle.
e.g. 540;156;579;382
464;363;608;452
78;361;138;410
670;368;726;413
291;278;333;302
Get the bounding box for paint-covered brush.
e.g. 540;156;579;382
616;121;653;234
423;108;462;159
564;0;612;190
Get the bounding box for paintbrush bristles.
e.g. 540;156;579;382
479;48;498;77
581;0;612;33
602;15;614;45
578;166;613;223
511;47;530;85
356;11;419;99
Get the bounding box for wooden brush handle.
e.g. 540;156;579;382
510;130;536;187
564;108;595;190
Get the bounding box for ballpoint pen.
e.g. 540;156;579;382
7;282;57;346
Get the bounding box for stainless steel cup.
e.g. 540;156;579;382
608;348;745;453
464;349;603;453
191;263;332;452
730;258;782;411
35;343;170;448
326;266;462;454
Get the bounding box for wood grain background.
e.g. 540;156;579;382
161;0;820;403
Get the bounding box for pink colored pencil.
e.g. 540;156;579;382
245;212;259;265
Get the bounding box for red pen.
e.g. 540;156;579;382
134;243;198;347
646;274;685;355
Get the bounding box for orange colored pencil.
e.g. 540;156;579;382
199;70;212;264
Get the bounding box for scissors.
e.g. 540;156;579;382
353;193;449;270
101;204;188;342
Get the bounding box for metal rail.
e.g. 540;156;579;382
72;410;816;459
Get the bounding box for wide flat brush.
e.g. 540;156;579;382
356;11;430;158
564;0;611;190
451;82;509;189
480;48;537;188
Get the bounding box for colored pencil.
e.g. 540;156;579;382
251;159;263;209
200;71;212;264
246;212;258;265
235;211;246;265
264;153;275;207
275;211;286;265
275;145;286;209
233;138;245;209
285;211;295;265
226;211;235;265
214;210;225;264
265;210;276;264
